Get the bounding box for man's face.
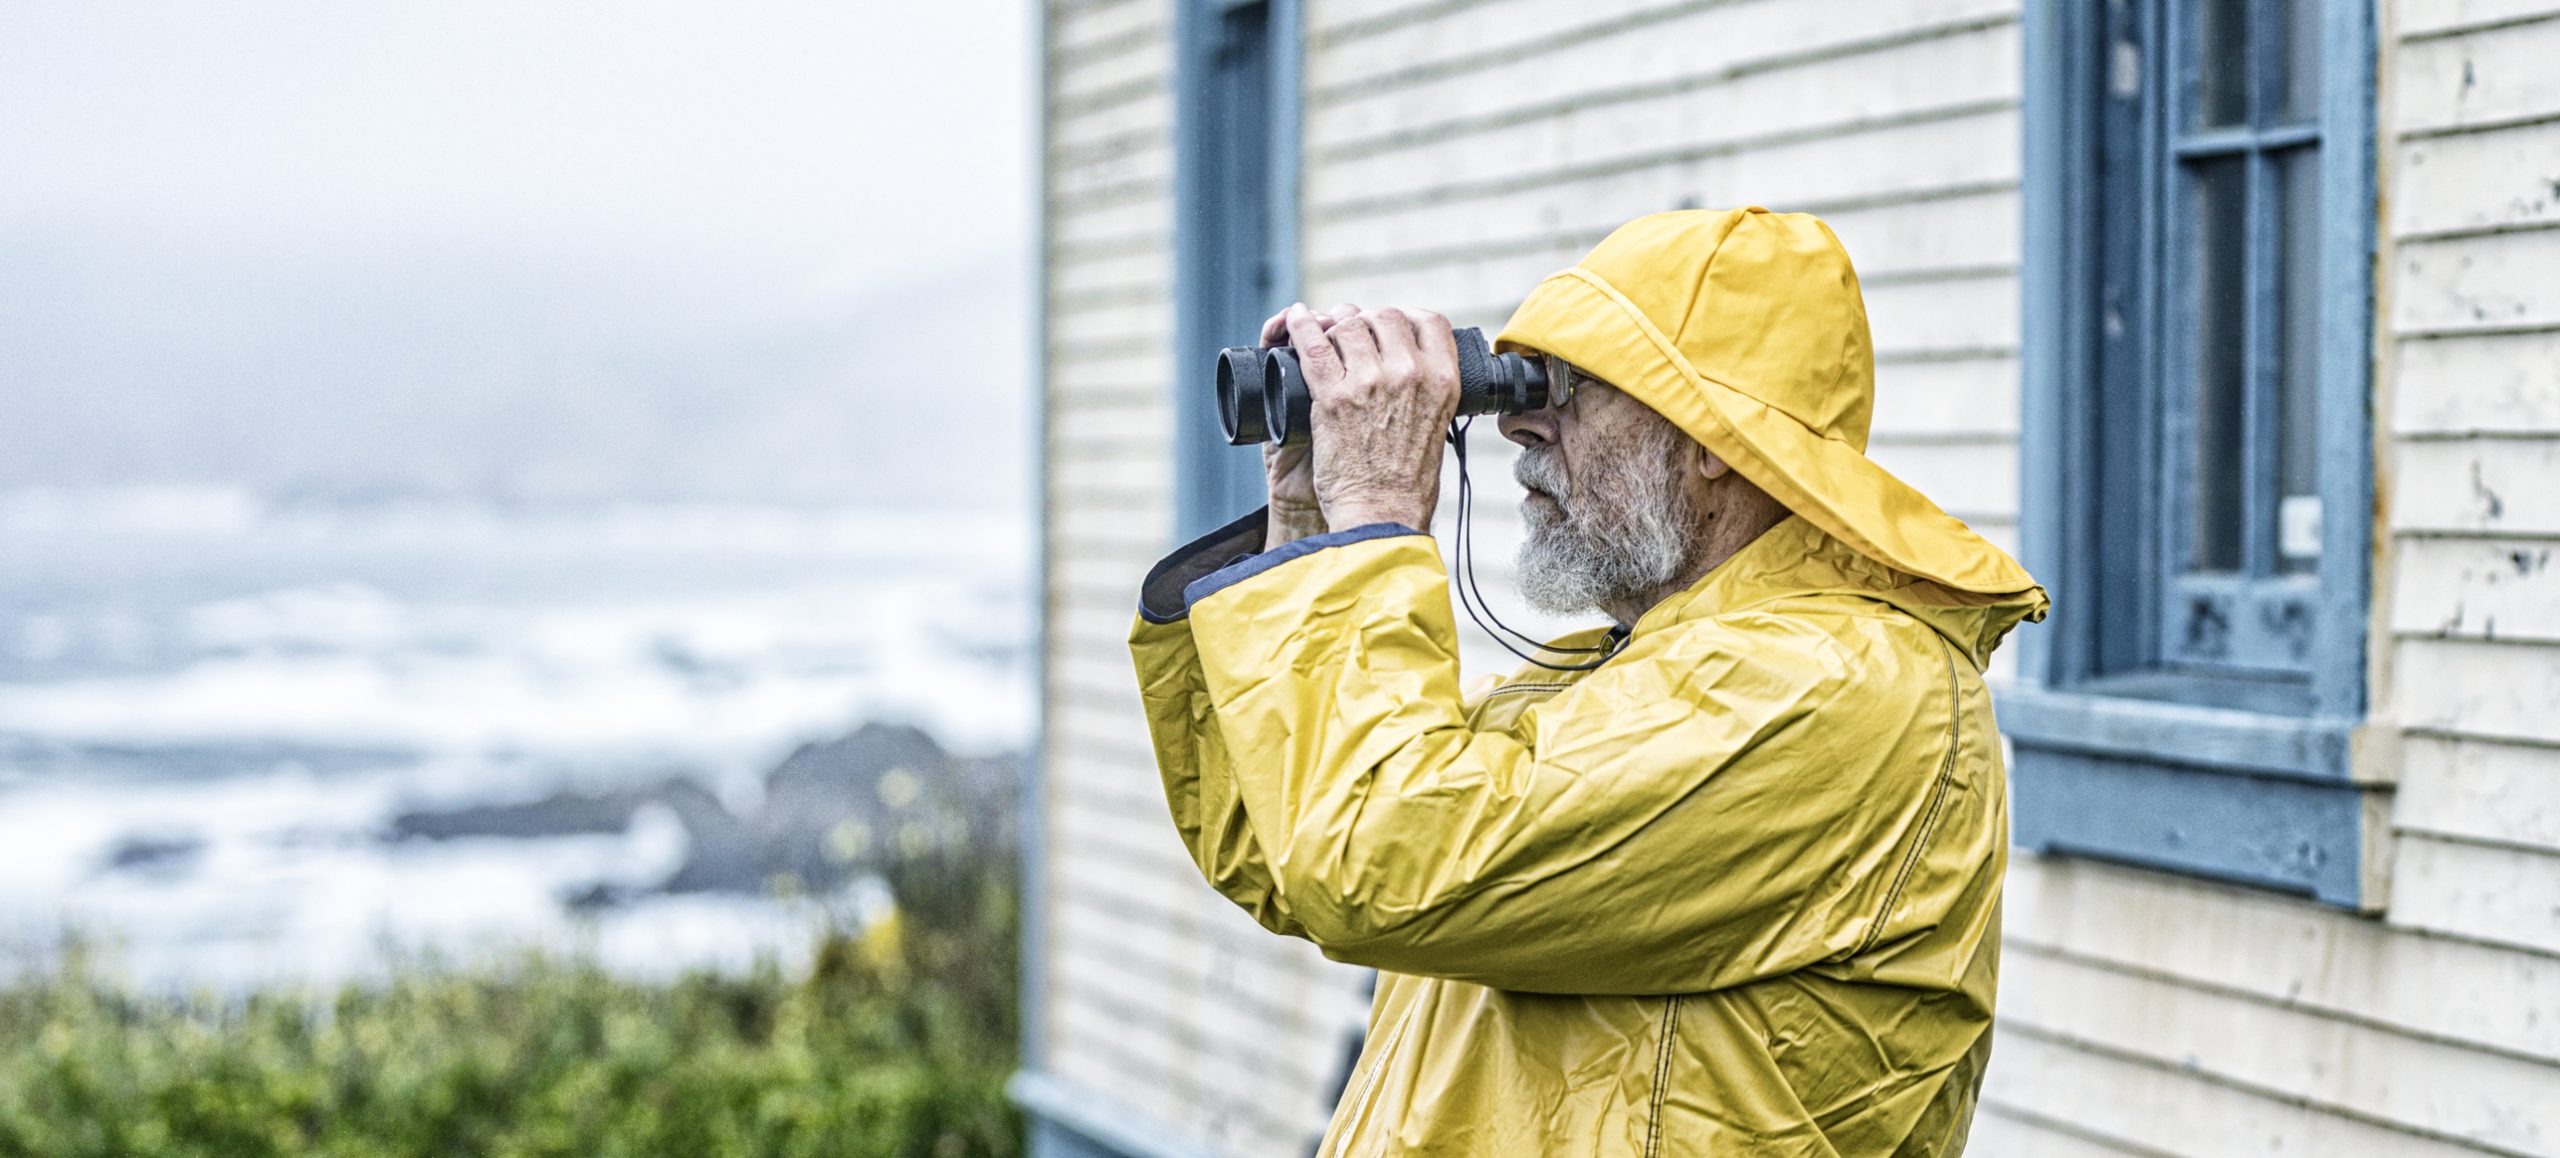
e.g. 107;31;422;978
1496;367;1703;617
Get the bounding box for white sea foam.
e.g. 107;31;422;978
0;580;1028;764
0;492;1033;990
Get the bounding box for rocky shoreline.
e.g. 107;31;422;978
386;722;1021;909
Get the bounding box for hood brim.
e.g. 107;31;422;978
1497;266;2049;618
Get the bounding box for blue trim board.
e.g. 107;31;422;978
1031;1120;1124;1158
2020;0;2375;699
1267;0;1302;311
2310;0;2379;718
1995;686;2358;784
2013;0;2073;695
2014;1;2383;907
1013;1071;1214;1158
1171;0;1301;542
2010;744;2372;909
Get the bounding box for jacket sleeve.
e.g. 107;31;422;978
1127;508;1307;939
1167;528;1950;995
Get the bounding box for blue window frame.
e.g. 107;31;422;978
1172;0;1300;541
2012;0;2380;907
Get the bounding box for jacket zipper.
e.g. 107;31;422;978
1643;994;1685;1157
1855;637;1964;958
1335;1001;1421;1158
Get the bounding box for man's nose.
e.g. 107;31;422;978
1499;408;1556;450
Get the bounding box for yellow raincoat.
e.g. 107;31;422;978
1130;209;2046;1155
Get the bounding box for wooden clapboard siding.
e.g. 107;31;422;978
2392;11;2560;135
2391;330;2560;434
1052;194;1170;251
2374;0;2560;1026
1304;110;2023;269
2002;942;2560;1154
1306;23;2022;210
2395;637;2560;747
1036;3;1372;1156
1993;860;2560;1157
1981;4;2560;1153
1299;0;2025;685
2017;853;2560;1059
2393;439;2560;535
1967;1107;2155;1158
2394;228;2560;335
2394;734;2560;852
1305;0;2013;147
1053;6;1160;68
1982;1026;2509;1158
2388;831;2560;958
1871;355;2023;438
2395;0;2560;39
2392;117;2560;240
1035;1;2560;1155
2390;537;2560;644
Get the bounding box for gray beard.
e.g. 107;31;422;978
1513;418;1701;618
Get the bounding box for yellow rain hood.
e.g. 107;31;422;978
1497;207;2047;609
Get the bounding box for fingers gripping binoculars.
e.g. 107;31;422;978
1214;326;1564;446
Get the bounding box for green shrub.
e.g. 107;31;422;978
0;853;1021;1158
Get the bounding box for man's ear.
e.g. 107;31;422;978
1696;446;1734;482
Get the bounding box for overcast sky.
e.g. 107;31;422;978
0;2;1035;507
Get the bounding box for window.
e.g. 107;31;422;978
2011;1;2379;906
1172;0;1300;541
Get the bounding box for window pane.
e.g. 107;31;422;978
2193;0;2251;128
2275;147;2322;574
2190;156;2249;573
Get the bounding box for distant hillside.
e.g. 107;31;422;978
0;227;1031;511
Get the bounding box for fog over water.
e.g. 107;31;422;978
0;1;1033;506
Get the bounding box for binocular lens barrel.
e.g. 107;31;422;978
1213;325;1553;447
1214;347;1268;444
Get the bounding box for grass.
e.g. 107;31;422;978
0;853;1021;1158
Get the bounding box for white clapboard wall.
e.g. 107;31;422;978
1298;0;2026;685
1041;3;1373;1156
1973;3;2560;1155
1037;0;2560;1154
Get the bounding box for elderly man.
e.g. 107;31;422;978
1129;208;2046;1155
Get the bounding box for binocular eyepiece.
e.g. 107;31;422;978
1214;326;1559;446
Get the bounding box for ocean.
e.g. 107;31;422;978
0;486;1032;992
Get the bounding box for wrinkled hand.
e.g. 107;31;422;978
1257;302;1361;550
1280;302;1459;536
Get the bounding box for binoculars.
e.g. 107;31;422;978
1214;326;1564;446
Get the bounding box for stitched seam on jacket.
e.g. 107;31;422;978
1337;1001;1421;1158
1478;681;1577;700
1643;995;1684;1158
1854;637;1963;959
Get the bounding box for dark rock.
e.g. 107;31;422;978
390;789;649;841
400;721;1025;911
99;832;205;876
744;722;1019;896
652;778;766;895
560;880;639;912
389;775;768;897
